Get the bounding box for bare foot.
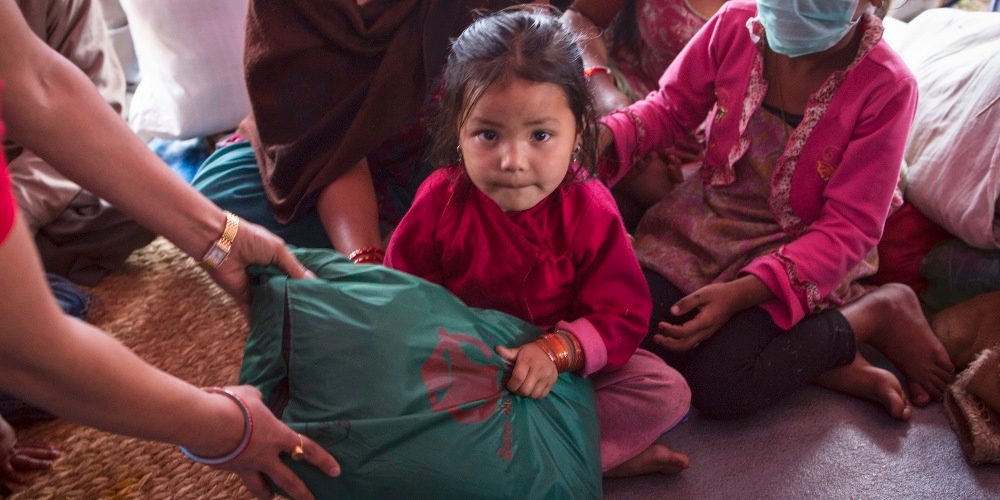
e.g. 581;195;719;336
814;353;912;421
840;283;954;406
603;443;690;478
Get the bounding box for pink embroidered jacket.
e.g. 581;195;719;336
601;0;918;329
385;166;651;375
0;82;14;244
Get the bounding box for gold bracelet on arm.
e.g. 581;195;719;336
198;211;240;270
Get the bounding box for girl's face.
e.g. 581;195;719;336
458;77;580;212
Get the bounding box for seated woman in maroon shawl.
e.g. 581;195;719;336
194;0;540;261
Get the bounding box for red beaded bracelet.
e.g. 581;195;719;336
583;65;612;79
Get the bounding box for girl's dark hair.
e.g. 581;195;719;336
429;6;600;177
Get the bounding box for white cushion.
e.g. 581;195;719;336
120;0;250;139
893;9;1000;249
888;0;939;22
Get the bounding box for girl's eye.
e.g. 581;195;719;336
532;131;551;142
477;130;497;141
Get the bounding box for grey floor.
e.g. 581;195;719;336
603;349;1000;499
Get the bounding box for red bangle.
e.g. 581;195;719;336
533;337;560;365
348;247;385;264
353;255;384;265
555;329;584;371
583;65;612;78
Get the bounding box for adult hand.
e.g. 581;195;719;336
208;219;315;314
0;416;59;486
216;385;339;500
496;344;558;399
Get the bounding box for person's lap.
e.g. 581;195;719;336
192;141;332;249
642;268;856;419
193;140;437;249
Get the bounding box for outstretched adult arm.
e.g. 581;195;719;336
0;0;310;309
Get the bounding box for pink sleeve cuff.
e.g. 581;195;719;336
555;318;607;377
599;112;640;188
742;260;807;330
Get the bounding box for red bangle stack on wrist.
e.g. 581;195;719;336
533;331;584;373
348;247;385;265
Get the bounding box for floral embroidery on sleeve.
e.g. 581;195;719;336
772;247;822;313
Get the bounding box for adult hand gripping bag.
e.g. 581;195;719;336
239;248;602;499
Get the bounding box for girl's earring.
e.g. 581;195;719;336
456;145;463;164
570;145;580;167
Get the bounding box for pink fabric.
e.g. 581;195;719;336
593;349;690;471
386;166;691;469
601;0;917;328
608;0;710;98
635;105;789;292
385;166;650;374
0;82;15;244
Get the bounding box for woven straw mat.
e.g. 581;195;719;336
9;237;254;499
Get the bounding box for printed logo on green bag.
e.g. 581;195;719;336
422;328;503;424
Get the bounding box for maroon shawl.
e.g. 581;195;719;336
243;0;518;223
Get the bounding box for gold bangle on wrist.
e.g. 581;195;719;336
198;211;239;271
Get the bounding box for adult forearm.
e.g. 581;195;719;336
316;158;382;254
1;27;224;261
561;6;631;115
561;8;610;68
5;319;242;457
0;219;242;457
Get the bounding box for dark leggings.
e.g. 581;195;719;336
642;269;856;420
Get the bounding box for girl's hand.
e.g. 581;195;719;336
653;282;746;352
654;276;772;352
0;416;59;486
495;344;559;399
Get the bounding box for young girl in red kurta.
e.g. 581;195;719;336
385;7;692;477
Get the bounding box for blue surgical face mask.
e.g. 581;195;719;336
756;0;863;58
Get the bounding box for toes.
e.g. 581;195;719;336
936;355;956;372
898;400;913;421
908;381;931;407
890;387;913;421
659;449;690;475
